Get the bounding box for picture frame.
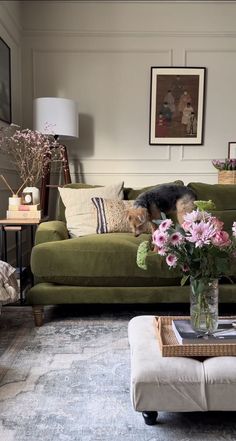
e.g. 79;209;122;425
228;142;236;159
149;67;206;145
0;37;11;124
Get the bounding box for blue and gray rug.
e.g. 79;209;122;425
0;305;236;441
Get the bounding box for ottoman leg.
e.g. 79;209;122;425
142;411;158;425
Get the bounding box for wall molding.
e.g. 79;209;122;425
73;171;217;176
22;1;236;4
32;47;172;97
184;48;236;65
23;30;236;39
76;154;214;162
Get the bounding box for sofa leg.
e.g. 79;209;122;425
142;411;158;425
32;305;44;327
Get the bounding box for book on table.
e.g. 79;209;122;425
6;210;41;220
172;319;236;345
8;204;40;212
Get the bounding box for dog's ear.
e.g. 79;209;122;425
137;207;149;223
125;208;135;222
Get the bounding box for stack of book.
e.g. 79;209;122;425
7;203;41;220
172;319;236;345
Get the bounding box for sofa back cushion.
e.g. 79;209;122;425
124;180;184;200
58;180;185;222
187;182;236;211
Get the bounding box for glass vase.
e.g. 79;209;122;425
190;277;219;335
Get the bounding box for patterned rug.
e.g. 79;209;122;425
0;305;236;441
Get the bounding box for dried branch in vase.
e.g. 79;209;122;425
0;125;64;187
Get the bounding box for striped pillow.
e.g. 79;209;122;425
92;198;134;233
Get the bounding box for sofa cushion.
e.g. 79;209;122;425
57;181;185;222
31;233;181;287
58;183;102;221
188;182;236;211
124;180;184;200
92;198;134;233
58;182;124;237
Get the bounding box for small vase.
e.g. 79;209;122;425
22;187;40;205
190;277;219;335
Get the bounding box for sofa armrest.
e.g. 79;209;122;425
35;221;69;245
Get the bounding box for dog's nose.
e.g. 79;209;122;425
135;232;140;237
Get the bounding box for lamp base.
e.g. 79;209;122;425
40;143;71;216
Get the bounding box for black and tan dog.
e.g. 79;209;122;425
127;184;196;237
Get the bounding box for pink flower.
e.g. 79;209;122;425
152;230;169;248
170;232;185;246
232;222;236;237
181;263;189;272
186;220;217;248
211;231;231;248
182;220;193;232
210;217;224;231
159;219;173;232
166;254;178;268
182;210;210;231
156;246;168;256
183;209;210;224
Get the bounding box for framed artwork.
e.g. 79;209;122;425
228;142;236;159
0;37;11;124
149;67;206;145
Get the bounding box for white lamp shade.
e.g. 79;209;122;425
33;97;79;139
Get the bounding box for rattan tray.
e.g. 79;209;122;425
154;316;236;357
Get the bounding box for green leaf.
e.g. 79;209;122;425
181;275;189;286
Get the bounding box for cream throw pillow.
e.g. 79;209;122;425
58;182;124;237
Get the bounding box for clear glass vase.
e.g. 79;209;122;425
190;277;219;335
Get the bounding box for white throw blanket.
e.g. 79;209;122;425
0;260;19;305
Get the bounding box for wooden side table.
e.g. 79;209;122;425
0;218;47;304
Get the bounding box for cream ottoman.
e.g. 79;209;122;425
128;315;236;425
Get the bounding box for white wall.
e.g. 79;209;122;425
0;1;23;263
0;1;22;209
21;0;236;187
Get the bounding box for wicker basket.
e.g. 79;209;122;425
154;316;236;357
218;170;236;184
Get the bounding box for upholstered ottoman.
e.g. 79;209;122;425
128;316;236;425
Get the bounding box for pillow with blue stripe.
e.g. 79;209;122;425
91;198;134;233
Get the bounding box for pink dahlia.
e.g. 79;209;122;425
152;230;169;248
166;254;178;268
170;232;185;246
159;219;173;232
157;246;168;256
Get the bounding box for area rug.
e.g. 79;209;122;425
0;305;236;441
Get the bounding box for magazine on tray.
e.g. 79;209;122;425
172;319;236;345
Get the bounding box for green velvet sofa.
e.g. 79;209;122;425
27;182;236;326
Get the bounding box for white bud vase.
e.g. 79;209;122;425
22;187;40;205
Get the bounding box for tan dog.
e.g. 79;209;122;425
126;206;160;237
